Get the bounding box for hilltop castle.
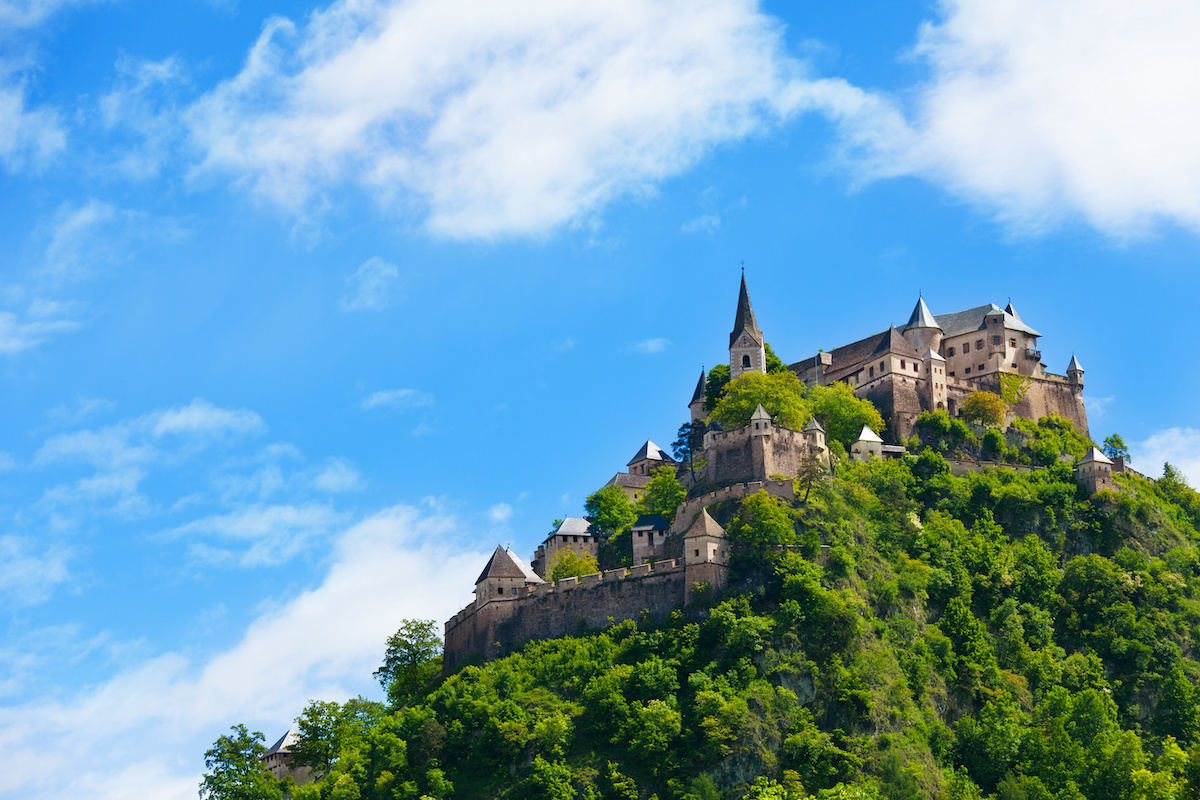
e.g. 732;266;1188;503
443;277;1092;668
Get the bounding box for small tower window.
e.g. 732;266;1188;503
742;354;751;368
900;359;906;370
869;366;874;378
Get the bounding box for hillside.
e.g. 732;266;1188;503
203;417;1200;800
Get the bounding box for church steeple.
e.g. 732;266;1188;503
729;271;766;379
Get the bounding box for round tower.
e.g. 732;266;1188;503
900;295;943;354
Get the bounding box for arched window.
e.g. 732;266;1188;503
741;354;751;368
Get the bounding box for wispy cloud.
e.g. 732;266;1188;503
98;55;188;179
0;78;65;171
0;507;484;799
360;388;435;411
184;0;883;239
0;535;70;606
311;458;361;493
0;0;106;30
1132;427;1200;486
632;337;671;354
167;504;349;567
0;306;80;354
487;503;512;524
681;213;720;234
42;199;190;279
340;257;401;311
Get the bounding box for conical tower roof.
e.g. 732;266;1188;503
690;369;706;405
903;296;941;330
684;508;726;539
1067;354;1084;372
750;404;771;422
729;273;763;348
803;416;826;433
475;545;544;585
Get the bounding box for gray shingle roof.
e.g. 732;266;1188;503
1068;354;1084;372
632;513;670;531
901;296;940;330
803;416;826;433
790;328;912;383
265;730;298;758
475;545;544;585
1078;446;1113;466
729;273;763;348
553;517;593;536
607;473;651;489
627;440;675;466
871;326;920;360
937;303;1042;338
684;508;726;539
690;369;706;405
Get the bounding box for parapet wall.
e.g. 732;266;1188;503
699;426;812;487
671;479;794;537
444;560;691;670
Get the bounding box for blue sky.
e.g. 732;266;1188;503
4;0;1200;796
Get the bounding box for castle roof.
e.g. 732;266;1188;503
750;404;771;422
871;326;921;360
551;517;593;537
854;425;884;444
803;416;826;433
684;508;726;540
921;348;946;362
729;273;763;348
789;325;919;384
606;472;651;490
1078;447;1113;466
902;296;941;330
627;440;675;466
476;545;545;585
632;513;670;532
937;303;1042;338
690;369;707;405
1068;354;1084;372
265;730;298;758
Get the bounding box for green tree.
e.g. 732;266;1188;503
524;756;576;800
703;364;731;413
1154;665;1199;744
796;453;827;504
375;619;443;707
808;382;885;450
1102;434;1130;462
638;468;686;522
549;549;600;580
728;491;796;568
960;391;1006;427
199;724;283;800
764;342;788;373
711;371;809;430
290;698;385;775
673;420;706;481
585;485;637;538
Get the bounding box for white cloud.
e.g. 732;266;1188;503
633;337;671;354
340;256;401;311
184;0;882;238
1132;427;1200;486
361;388;435;410
152;398;264;439
0;0;104;29
168;504;348;567
0;506;484;800
0;452;14;470
0;307;79;354
866;0;1200;236
43;199;191;279
681;213;720;234
98;56;187;179
311;458;361;492
0;78;65;171
487;503;512;524
0;535;70;606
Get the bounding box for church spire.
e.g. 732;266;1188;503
729;272;763;348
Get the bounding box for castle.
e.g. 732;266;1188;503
443;277;1093;668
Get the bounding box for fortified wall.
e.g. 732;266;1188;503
444;560;692;670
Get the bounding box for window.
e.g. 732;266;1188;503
1010;338;1017;348
900;359;906;370
949;371;955;377
638;531;644;537
879;361;885;372
963;341;970;353
992;335;1001;345
562;536;568;542
511;588;518;596
869;366;874;378
976;339;984;350
573;536;578;542
979;364;985;371
948;346;956;356
742;354;751;368
694;549;700;557
496;587;503;596
914;363;919;372
965;367;971;374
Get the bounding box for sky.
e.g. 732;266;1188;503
3;0;1200;796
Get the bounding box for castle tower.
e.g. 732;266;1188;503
750;403;772;436
475;545;543;607
683;509;729;605
1076;446;1113;494
689;369;707;423
900;295;943;354
922;348;948;412
729;273;766;380
802;416;829;466
1067;354;1084;387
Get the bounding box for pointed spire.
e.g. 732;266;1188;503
729;272;763;348
750;404;771;422
476;545;544;585
684;508;727;540
690;369;707;405
903;296;941;330
1004;301;1023;325
1067;354;1084;373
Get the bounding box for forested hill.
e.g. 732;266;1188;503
204;419;1200;800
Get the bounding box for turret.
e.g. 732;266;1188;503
689;369;706;423
900;295;943;354
802;416;829;465
922;348;948;412
1067;354;1084;387
729;272;766;379
750;404;772;436
475;545;544;607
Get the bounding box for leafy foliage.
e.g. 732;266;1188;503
808;382;886;451
959;391;1006;427
199;725;282;800
376;619;444;707
549;549;601;581
711;371;810;431
704;364;732;414
585;485;637;538
1103;434;1130;462
639;468;687;522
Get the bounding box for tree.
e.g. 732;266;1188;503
796;454;827;504
549;549;600;580
1102;434;1130;462
727;491;796;568
711;371;809;431
200;724;283;800
673;420;706;481
638;468;687;522
960;391;1006;427
585;485;637;538
764;342;788;373
291;697;386;775
375;619;443;707
703;364;731;413
807;382;885;450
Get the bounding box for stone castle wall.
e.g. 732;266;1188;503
699;427;812;486
444;560;696;670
